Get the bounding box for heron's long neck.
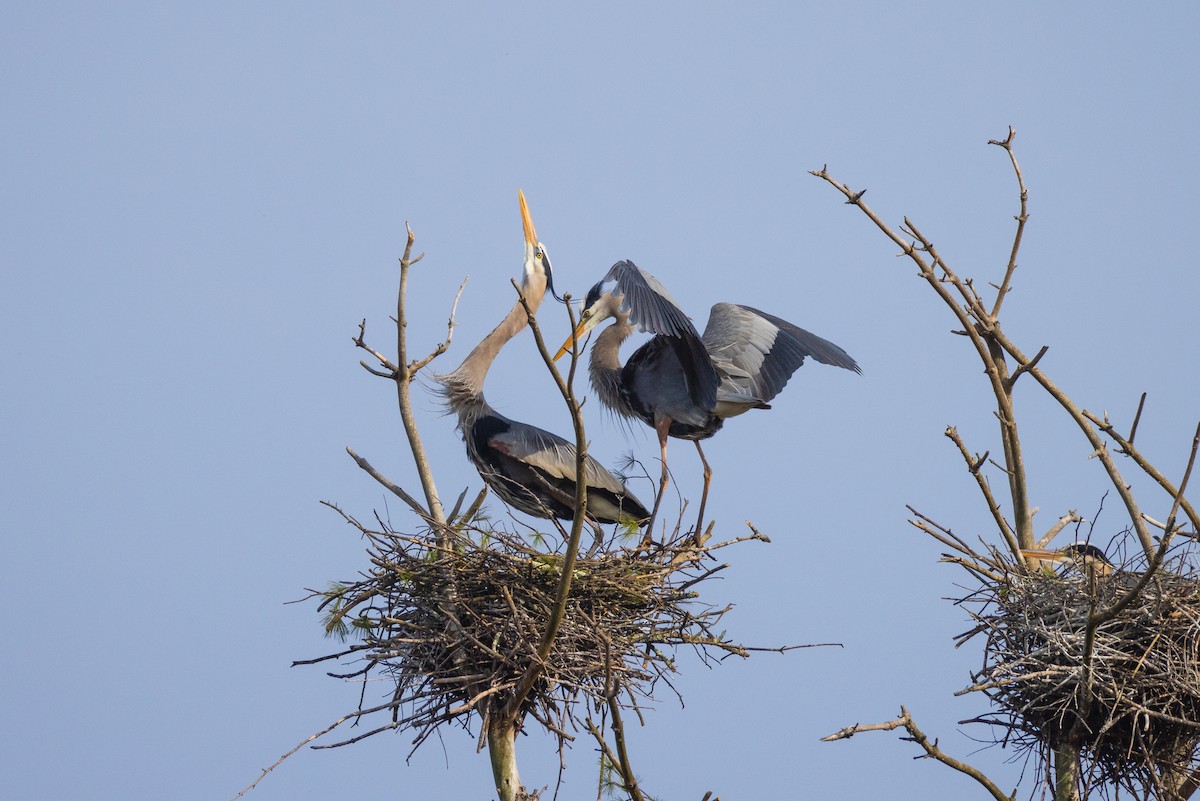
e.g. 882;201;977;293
440;272;546;424
589;316;638;420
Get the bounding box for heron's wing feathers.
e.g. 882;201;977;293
604;260;694;339
487;420;629;496
604;260;719;409
702;303;860;404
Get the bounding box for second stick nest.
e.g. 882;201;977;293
960;547;1200;792
305;511;760;756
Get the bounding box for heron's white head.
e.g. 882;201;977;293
518;189;556;303
553;280;624;361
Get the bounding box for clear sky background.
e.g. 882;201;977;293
3;4;1198;799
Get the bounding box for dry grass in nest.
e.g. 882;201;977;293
299;507;767;757
955;544;1200;794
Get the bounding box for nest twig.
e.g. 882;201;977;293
300;507;766;759
951;539;1200;797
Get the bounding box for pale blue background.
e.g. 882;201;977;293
3;4;1197;799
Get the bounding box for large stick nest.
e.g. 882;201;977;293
957;544;1200;793
303;509;763;755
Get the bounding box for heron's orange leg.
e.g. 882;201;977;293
693;440;712;545
642;416;672;545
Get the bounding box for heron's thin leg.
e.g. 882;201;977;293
585;519;604;558
642;417;672;545
693;440;712;545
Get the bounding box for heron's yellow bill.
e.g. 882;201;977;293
1020;548;1061;559
553;317;594;361
1020;548;1073;575
519;189;538;247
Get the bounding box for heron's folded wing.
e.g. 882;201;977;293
487;421;627;495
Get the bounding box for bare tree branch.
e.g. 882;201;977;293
987;329;1156;558
408;277;467;374
229;712;356;800
392;223;447;530
1037;511;1084;548
1083;406;1200;534
822;707;1015;801
946;426;1019;558
810;166;1036;548
986;126;1029;319
344;446;428;518
811;158;1160;559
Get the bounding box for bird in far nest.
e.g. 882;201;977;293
1021;542;1115;582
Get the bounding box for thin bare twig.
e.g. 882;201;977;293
409;277;467;374
1083;407;1200;535
595;613;645;801
946;426;1019;558
229;714;351;800
822;707;1014;801
1129;392;1147;446
986;126;1029;319
354;319;399;376
343;447;428;518
1036;511;1084;548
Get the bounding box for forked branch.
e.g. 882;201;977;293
810;164;1034;549
821;707;1015;801
1083;405;1200;535
811;137;1163;559
392;224;447;529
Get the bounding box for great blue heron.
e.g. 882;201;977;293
1022;543;1115;580
436;194;650;547
553;259;860;539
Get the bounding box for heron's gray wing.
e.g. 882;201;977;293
604;260;719;409
488;420;629;495
702;303;860;404
603;260;696;339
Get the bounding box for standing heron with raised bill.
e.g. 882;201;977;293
554;259;859;541
436;196;650;549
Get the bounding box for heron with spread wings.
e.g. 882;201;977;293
554;259;859;540
436;197;650;547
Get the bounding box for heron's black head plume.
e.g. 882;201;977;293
1061;543;1112;566
583;280;604;311
541;248;565;303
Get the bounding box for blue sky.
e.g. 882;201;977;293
3;4;1198;799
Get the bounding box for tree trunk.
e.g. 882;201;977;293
488;718;523;801
1159;740;1200;801
1053;742;1080;801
